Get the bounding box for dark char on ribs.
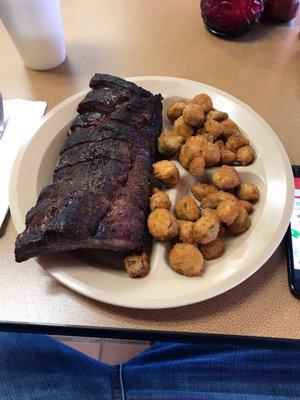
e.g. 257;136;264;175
15;74;163;262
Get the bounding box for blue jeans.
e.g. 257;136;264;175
0;333;299;399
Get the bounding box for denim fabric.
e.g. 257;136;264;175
0;333;299;400
122;342;300;400
0;333;113;400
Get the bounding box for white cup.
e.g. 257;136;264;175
0;0;66;70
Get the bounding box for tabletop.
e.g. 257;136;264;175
0;0;299;339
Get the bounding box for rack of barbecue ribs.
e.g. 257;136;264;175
15;74;163;262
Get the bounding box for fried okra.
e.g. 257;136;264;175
220;148;237;165
167;100;187;122
220;119;240;138
199;237;225;260
212;166;241;190
182;103;205;127
191;183;218;201
186;134;208;148
226;133;249;153
193;209;220;244
188;156;205;177
216;200;239;225
201;190;237;209
147;209;178;241
202;119;223;142
169;243;204;277
236;183;259;203
149;190;171;211
202;142;221;167
173;116;194;139
216;140;237;165
206;110;228;122
236;146;255;166
228;206;251;234
153;160;180;187
124;253;150;278
191;94;213;113
178;220;195;244
238;199;254;214
178;143;202;169
175;196;201;222
158;130;184;157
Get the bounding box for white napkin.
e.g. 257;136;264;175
0;99;47;227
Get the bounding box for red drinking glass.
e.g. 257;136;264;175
200;0;265;37
262;0;300;22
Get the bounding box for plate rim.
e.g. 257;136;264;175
9;76;294;309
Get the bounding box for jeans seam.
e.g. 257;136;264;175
112;365;125;400
119;364;125;400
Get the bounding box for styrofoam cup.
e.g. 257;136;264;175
0;0;66;70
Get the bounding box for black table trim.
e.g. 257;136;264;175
1;322;300;349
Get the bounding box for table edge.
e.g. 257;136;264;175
1;322;300;347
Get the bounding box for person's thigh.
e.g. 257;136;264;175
0;333;114;400
122;341;300;400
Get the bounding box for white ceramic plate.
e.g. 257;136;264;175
9;76;294;309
